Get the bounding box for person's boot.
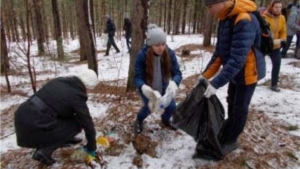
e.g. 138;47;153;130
271;85;280;92
32;148;56;166
162;120;177;131
133;119;143;134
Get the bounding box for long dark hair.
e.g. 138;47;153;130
145;47;172;87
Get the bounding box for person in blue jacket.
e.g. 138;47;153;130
133;24;182;134
196;0;266;159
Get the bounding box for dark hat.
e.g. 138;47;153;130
204;0;227;6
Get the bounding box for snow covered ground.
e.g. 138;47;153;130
1;34;300;168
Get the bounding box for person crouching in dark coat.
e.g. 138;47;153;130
14;68;99;166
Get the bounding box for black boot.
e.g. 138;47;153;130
32;147;56;166
162;120;177;131
133;119;143;134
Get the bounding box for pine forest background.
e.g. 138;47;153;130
0;0;296;94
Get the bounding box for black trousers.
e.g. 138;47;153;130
221;82;257;143
105;36;120;55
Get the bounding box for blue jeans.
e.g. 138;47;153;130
137;91;176;123
221;82;256;143
269;48;281;86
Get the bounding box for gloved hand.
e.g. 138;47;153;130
158;81;178;109
198;75;207;81
83;146;96;164
141;84;161;112
166;81;178;98
273;39;282;45
204;83;217;98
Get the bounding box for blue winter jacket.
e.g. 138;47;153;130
134;45;182;95
203;0;266;89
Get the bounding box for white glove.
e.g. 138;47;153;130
273;39;282;45
159;91;173;109
148;91;161;113
198;75;207;81
157;81;178;109
204;83;217;98
166;81;178;98
141;85;162;112
141;85;157;100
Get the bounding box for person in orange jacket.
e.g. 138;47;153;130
263;0;287;92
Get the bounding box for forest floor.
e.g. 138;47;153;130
1;44;300;169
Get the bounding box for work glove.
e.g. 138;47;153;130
159;81;178;109
82;146;97;164
273;39;283;45
198;75;207;81
204;83;217;98
141;84;161;112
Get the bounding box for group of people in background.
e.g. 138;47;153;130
13;0;300;166
260;1;299;92
103;13;132;56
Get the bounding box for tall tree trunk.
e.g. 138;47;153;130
10;0;19;42
164;0;167;31
26;0;37;93
61;2;68;39
51;0;64;60
126;0;149;92
203;11;213;46
158;0;163;27
173;1;181;35
19;14;27;41
33;0;45;55
192;0;200;34
167;0;172;34
1;19;11;93
42;0;49;43
76;0;98;74
181;0;188;34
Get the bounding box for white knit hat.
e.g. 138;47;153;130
146;24;167;46
75;69;98;90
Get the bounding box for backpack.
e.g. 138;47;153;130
231;11;273;55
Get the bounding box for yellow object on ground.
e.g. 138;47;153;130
96;136;110;148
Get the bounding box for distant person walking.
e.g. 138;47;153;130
263;0;287;92
104;15;120;56
281;5;300;58
123;13;132;53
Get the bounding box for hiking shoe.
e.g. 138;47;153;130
133;119;143;134
162;120;177;131
271;85;280;92
221;140;238;154
32;149;56;166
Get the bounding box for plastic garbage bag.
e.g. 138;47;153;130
173;79;226;160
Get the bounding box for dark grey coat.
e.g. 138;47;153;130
14;77;97;151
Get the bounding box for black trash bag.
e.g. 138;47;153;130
173;80;226;160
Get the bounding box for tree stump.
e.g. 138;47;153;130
181;48;190;56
